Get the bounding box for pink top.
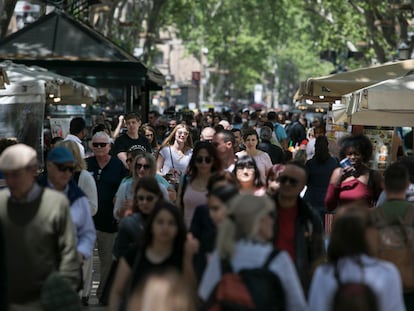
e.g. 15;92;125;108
325;178;373;211
183;184;208;228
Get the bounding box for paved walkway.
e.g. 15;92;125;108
82;249;107;311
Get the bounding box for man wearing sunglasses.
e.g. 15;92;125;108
271;161;325;294
0;144;80;310
38;147;96;269
86;131;127;304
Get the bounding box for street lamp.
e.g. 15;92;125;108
165;74;173;107
199;47;209;106
398;41;411;60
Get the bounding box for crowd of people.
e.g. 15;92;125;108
0;107;413;311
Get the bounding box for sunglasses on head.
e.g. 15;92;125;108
236;162;255;170
54;163;75;173
136;195;155;202
92;142;108;148
136;163;151;170
195;156;213;164
277;175;300;186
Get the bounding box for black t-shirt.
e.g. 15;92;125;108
113;133;151;155
126;245;182;289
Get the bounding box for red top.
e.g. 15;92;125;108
325;178;373;211
275;203;298;262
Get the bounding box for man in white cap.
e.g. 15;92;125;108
0;144;80;310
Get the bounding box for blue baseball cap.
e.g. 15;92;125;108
48;147;76;164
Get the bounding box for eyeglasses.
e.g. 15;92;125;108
54;163;75;173
92;142;109;148
136;195;155;202
96;169;102;181
277;175;300;186
136;163;151;170
236;163;255;170
195;156;213;164
177;131;189;136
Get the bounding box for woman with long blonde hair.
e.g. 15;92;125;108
156;124;193;185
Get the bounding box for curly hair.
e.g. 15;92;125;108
339;134;373;163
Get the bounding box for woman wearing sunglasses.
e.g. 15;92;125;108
113;177;164;262
236;128;273;184
234;155;266;196
177;141;221;228
113;152;169;221
109;177;164;310
141;125;159;158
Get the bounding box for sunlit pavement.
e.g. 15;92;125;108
82;248;107;310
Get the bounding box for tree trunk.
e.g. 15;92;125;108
142;0;166;63
0;0;17;39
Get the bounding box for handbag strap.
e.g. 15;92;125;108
169;145;175;169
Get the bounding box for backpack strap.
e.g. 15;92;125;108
334;257;365;285
368;169;380;206
73;171;81;184
220;248;280;274
263;249;280;269
220;256;234;274
404;204;414;224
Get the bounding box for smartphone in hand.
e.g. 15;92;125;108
340;158;356;176
340;158;352;168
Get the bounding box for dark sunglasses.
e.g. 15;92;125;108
55;163;75;173
195;156;213;164
277;175;300;186
236;163;255;170
136;195;155;202
92;142;108;148
136;163;151;170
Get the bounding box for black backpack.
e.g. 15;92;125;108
204;249;286;311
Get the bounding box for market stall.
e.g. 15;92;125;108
299;59;414;99
0;61;97;162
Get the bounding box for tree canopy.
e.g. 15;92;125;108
1;0;411;104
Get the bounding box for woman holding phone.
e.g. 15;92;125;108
324;134;383;212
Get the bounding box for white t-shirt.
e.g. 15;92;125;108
199;240;307;311
308;254;405;311
158;146;192;175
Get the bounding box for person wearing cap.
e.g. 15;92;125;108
0;144;80;310
38;147;96;275
112;112;151;168
64;116;87;159
86;131;128;304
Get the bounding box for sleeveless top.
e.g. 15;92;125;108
338;178;373;207
183;184;208;228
